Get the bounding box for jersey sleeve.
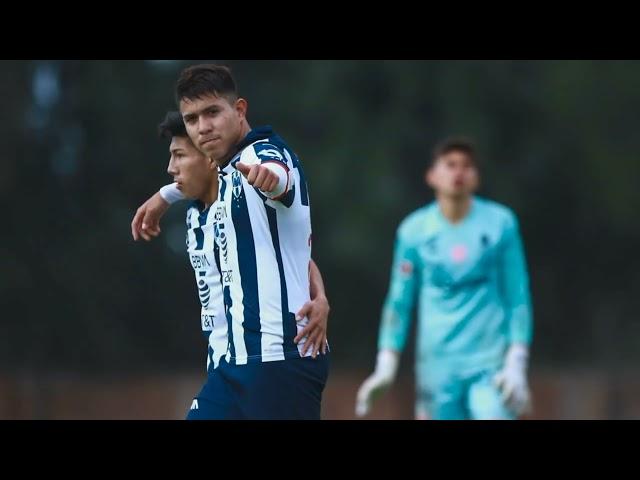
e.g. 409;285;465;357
252;143;295;205
377;222;420;353
160;182;186;204
498;212;534;345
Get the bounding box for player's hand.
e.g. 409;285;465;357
355;350;400;418
235;162;280;193
494;343;532;416
294;295;330;358
131;192;170;241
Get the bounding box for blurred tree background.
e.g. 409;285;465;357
2;60;639;385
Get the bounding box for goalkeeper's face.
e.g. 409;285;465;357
167;135;217;200
426;151;479;199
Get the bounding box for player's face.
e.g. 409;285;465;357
180;93;247;164
427;151;479;199
166;136;216;199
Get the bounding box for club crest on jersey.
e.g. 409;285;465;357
450;244;468;263
232;170;242;199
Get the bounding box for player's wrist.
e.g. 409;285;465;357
311;292;328;303
262;162;291;198
375;349;399;383
506;343;529;372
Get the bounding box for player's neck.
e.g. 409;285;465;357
437;195;472;224
239;121;251;140
216;122;253;168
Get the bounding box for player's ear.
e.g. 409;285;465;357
235;98;248;119
425;165;434;188
470;163;480;191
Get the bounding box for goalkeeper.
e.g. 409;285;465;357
356;137;534;420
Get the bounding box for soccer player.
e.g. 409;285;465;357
136;64;329;419
355;137;533;420
158;111;229;377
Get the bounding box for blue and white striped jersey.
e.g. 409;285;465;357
215;126;314;365
186;200;228;371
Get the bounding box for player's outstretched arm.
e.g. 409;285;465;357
236;161;291;201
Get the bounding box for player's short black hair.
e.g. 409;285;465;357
158;111;187;140
175;64;238;105
431;136;478;167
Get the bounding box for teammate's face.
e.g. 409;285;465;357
426;151;479;199
166;136;216;199
180;93;247;165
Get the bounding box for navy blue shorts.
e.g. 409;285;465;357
186;353;330;420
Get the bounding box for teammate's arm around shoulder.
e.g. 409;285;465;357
131;183;185;241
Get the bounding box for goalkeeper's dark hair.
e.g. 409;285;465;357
158;111;187;140
431;136;478;166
